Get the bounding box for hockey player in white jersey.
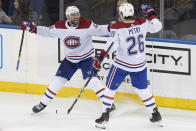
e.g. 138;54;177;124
21;6;115;113
94;3;163;129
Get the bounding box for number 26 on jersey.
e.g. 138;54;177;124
126;34;144;56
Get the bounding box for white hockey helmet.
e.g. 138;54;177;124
119;3;134;18
65;6;80;16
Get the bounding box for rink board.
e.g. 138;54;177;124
0;28;196;110
0;81;196;110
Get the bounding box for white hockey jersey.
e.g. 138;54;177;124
105;17;162;72
37;18;109;63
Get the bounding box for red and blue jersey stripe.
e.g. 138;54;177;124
67;48;94;61
114;58;146;69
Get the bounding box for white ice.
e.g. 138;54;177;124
0;92;196;131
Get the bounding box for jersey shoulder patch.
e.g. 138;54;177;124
77;18;92;29
55;20;67;29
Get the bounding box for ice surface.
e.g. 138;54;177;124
0;92;196;131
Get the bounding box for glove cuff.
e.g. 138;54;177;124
21;22;27;30
145;8;155;14
147;11;157;20
31;27;37;33
149;15;157;20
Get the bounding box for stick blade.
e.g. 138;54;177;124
16;59;20;71
67;108;71;114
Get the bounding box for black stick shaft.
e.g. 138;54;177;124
67;41;115;114
67;76;92;114
16;0;30;71
16;30;25;71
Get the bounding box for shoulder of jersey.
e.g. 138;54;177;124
54;18;92;29
77;18;92;29
111;17;146;29
55;20;67;29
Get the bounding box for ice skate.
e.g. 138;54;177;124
32;102;47;113
108;103;116;112
95;108;110;129
150;107;163;127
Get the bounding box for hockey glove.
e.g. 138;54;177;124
93;56;101;70
21;21;37;33
93;50;109;70
141;3;157;20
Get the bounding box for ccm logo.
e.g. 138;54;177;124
64;36;81;49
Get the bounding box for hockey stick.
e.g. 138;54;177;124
16;0;30;71
67;35;118;114
16;30;25;70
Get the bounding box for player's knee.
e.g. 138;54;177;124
134;83;147;90
106;84;119;90
49;76;67;89
104;88;117;96
55;76;67;84
134;88;151;98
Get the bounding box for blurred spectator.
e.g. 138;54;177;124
163;30;177;39
8;0;15;16
181;34;196;41
44;0;59;24
2;0;10;15
30;0;43;18
0;0;12;24
11;0;39;25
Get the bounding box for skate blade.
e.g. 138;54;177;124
152;121;163;127
95;122;107;129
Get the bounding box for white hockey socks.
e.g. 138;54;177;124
41;76;67;105
102;88;116;112
134;88;156;114
87;77;105;101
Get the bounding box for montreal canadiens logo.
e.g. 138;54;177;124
64;36;81;49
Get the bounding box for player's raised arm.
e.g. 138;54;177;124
141;3;162;33
89;22;111;36
36;25;57;38
21;21;58;38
